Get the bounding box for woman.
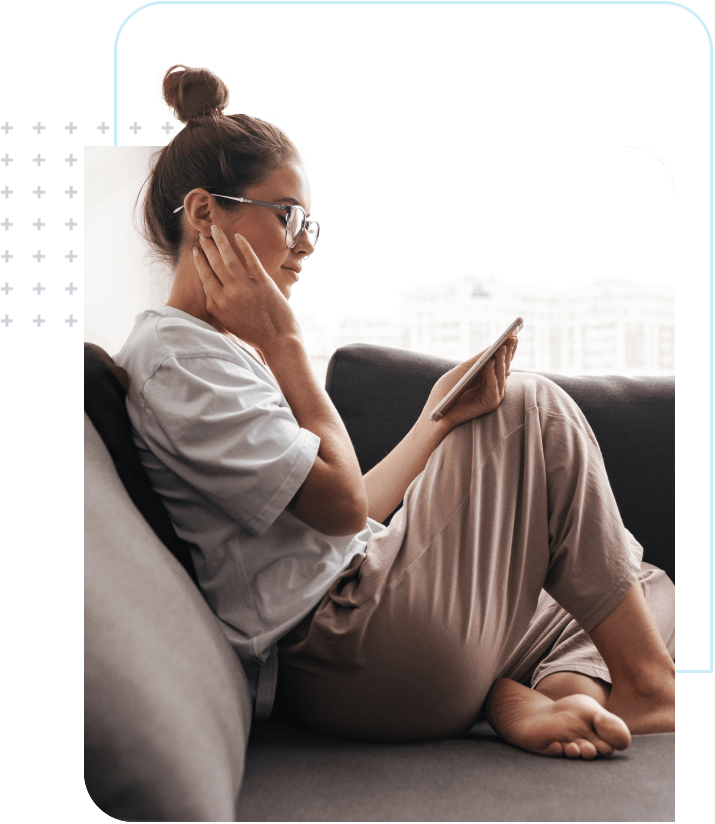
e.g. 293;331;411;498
116;65;675;759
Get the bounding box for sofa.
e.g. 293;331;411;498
84;341;675;822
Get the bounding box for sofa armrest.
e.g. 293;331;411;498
85;415;253;821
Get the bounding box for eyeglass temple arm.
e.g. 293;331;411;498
173;195;293;215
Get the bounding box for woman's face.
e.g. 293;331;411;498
217;160;315;300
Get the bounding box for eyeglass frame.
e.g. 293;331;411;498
173;194;319;250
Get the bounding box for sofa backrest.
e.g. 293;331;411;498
326;344;675;582
85;415;253;821
529;370;675;583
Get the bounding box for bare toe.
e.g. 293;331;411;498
575;738;598;760
592;706;631;750
593;737;615;757
564;742;581;758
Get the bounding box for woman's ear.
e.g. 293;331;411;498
182;189;216;238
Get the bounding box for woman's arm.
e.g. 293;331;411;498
362;414;448;524
194;229;367;537
363;341;517;523
262;332;369;536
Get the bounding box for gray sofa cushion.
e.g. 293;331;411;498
326;345;674;582
238;722;674;821
84;415;253;821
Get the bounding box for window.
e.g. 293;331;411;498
85;146;675;375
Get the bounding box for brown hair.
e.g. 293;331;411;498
139;64;300;266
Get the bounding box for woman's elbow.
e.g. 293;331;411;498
289;484;368;536
325;490;369;536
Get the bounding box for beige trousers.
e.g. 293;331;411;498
278;373;672;742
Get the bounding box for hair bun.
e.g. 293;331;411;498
163;64;229;123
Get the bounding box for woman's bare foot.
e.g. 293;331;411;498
484;677;631;759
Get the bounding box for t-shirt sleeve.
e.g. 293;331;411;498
139;353;320;537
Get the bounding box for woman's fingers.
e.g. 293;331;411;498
233;233;273;282
198;233;230;284
206;224;251;279
479;359;500;412
496;345;507;395
193;243;223;292
203;225;276;288
504;335;517;374
507;339;514;366
197;226;253;285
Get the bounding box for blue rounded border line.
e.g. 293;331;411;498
114;0;714;674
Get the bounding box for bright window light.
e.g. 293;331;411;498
85;146;675;376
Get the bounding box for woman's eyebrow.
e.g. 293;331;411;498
274;196;311;216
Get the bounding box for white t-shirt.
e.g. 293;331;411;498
115;306;383;718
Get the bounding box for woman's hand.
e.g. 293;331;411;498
423;336;518;433
362;337;518;523
192;225;302;356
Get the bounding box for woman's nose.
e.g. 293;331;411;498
295;229;316;255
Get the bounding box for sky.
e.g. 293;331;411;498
85;146;675;353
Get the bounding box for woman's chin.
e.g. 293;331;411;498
273;270;296;299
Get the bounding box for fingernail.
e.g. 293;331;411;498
192;247;198;256
210;224;219;237
234;233;244;242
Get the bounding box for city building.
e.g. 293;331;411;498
299;277;675;381
400;276;675;376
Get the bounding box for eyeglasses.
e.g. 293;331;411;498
173;194;320;250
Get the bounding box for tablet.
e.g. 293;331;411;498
429;317;523;422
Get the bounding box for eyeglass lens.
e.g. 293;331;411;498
286;206;319;249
